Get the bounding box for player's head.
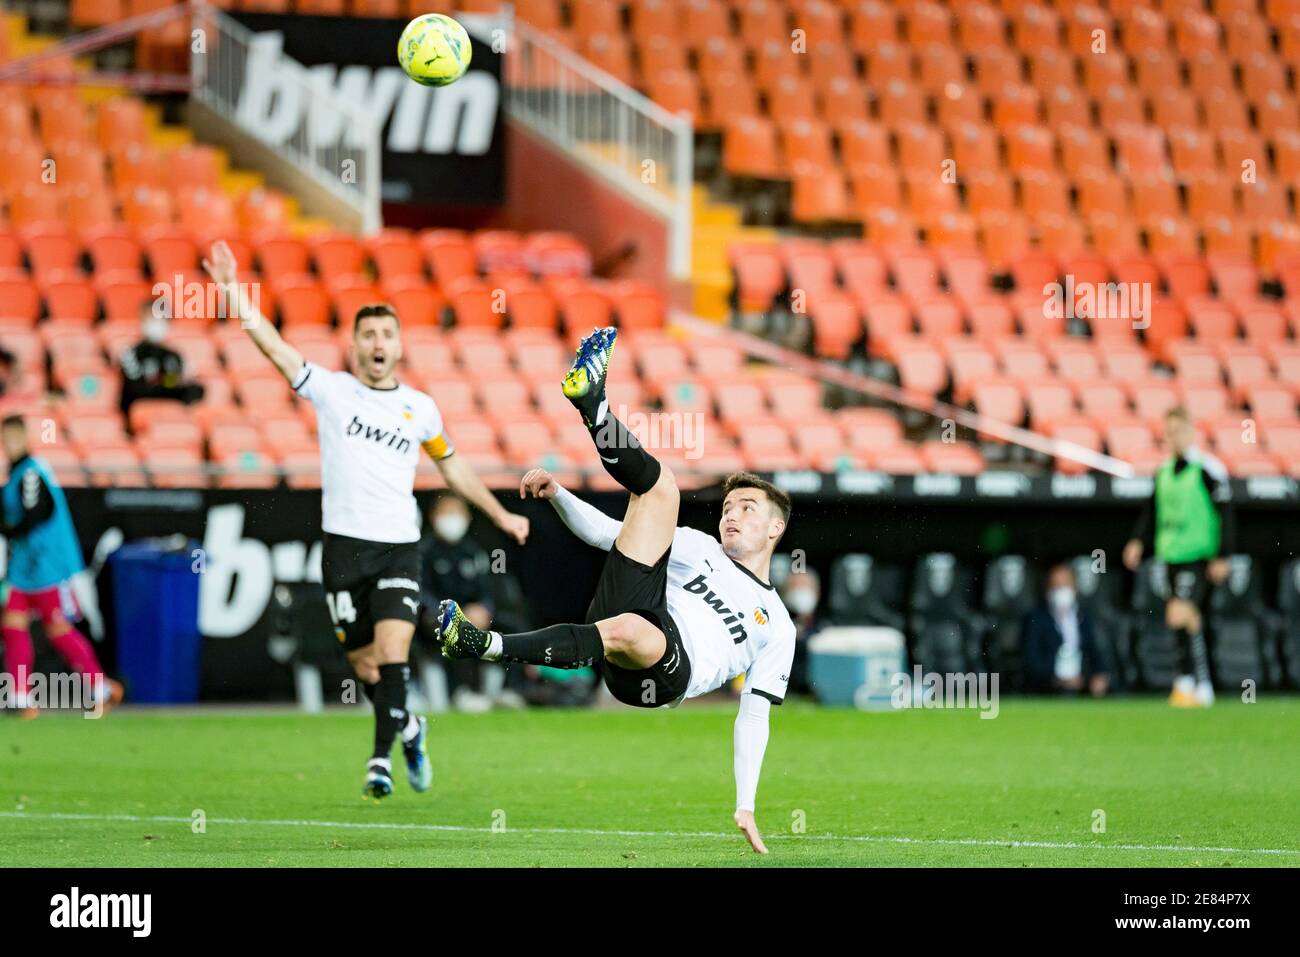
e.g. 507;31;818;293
1;414;28;463
1164;405;1195;455
429;491;470;543
719;472;791;562
139;298;170;344
782;567;820;617
352;304;402;386
1046;563;1076;612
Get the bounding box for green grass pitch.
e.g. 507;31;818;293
2;698;1298;867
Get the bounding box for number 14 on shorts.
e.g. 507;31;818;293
327;591;357;625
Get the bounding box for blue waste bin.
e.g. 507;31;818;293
110;541;202;703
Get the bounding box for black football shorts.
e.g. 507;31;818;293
321;533;422;652
586;543;691;708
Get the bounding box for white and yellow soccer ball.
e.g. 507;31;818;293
397;13;473;87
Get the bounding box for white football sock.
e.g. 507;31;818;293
400;714;421;743
484;631;503;662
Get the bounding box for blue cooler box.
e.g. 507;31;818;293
808;627;907;710
111;541;202;704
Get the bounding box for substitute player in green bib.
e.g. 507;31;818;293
1123;406;1234;708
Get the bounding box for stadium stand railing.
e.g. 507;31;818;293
506;16;694;280
189;3;383;234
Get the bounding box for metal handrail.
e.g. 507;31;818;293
189;3;382;233
504;17;693;280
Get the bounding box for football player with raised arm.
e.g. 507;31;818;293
203;241;529;799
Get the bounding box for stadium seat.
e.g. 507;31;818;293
1277;560;1300;689
827;553;906;630
1130;559;1181;690
1207;556;1283;690
982;556;1039;692
910;553;983;675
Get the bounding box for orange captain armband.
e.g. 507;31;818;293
422;434;454;459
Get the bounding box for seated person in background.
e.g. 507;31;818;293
119;303;204;418
0;346;37;403
0;347;18;396
1022;563;1111;697
418;491;528;711
780;568;823;697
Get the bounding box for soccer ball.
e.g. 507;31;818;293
397;13;472;87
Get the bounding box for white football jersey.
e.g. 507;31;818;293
292;363;454;543
665;527;796;703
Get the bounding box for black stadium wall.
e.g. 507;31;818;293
29;482;1300;701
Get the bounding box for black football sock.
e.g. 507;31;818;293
499;623;604;668
588;412;661;495
1172;626;1192;678
1188;629;1212;687
361;680;378;705
371;663;411;762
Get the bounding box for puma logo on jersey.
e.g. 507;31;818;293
346;415;412;454
682;574;748;644
402;597;419;614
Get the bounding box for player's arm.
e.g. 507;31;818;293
520;467;622;550
1200;457;1235;583
434;450;530;545
1123;489;1155;570
733;629;794;854
2;468;55;538
202;240;304;385
1200;461;1236;556
733;692;772;854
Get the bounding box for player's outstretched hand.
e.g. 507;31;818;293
202;240;237;286
734;810;768;854
520;467;558;500
497;512;529;545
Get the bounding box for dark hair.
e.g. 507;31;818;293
1047;562;1075;584
1;414;26;431
353;303;399;333
1166;404;1190;423
429;490;467;511
722;471;792;526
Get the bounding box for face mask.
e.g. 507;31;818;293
787;588;817;616
143;318;168;343
435;513;469;544
1049;587;1076;612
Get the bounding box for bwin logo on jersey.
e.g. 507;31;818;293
346;415;412;454
682;574;748;644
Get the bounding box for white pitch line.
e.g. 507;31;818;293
2;811;1297;857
